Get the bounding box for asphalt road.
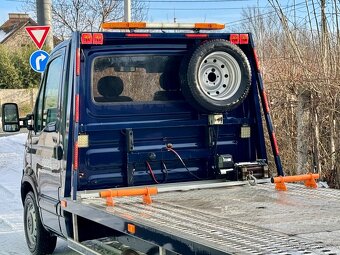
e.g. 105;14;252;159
0;133;77;255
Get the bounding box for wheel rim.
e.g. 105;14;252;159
26;200;37;248
198;51;242;101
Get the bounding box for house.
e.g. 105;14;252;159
0;13;58;49
0;13;38;48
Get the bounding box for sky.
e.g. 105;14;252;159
0;0;307;31
0;0;269;28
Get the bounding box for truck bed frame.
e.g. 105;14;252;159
64;181;340;255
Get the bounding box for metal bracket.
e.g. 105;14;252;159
126;128;134;152
208;114;223;125
125;128;134;186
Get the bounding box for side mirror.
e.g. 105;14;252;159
1;103;20;132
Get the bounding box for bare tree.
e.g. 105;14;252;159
239;0;340;186
22;0;149;39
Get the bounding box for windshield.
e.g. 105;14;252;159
92;54;183;103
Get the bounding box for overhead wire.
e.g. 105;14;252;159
227;1;317;27
147;6;268;10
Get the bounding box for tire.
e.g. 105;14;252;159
180;39;251;113
24;192;57;255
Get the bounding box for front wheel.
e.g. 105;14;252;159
24;191;57;255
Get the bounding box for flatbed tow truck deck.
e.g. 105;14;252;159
65;181;340;255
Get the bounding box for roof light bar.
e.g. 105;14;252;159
101;22;225;30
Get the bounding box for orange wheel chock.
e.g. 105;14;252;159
271;173;319;191
101;187;158;206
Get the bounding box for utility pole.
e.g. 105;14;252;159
124;0;131;22
36;0;53;50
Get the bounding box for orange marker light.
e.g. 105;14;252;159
127;224;136;234
61;200;67;208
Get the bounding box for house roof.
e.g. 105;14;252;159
0;13;38;44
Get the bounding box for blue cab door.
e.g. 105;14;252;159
30;49;65;233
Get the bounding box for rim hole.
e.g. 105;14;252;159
216;91;220;94
204;60;207;63
213;59;216;63
221;65;225;68
225;74;229;78
223;84;227;88
208;73;217;82
207;92;210;95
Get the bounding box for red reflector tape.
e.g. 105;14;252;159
272;132;280;155
81;33;93;44
230;34;240;44
93;33;103;44
76;48;80;76
125;33;151;38
75;95;80;122
73;142;79;170
185;33;208;39
253;48;260;71
262;91;270;113
239;34;249;44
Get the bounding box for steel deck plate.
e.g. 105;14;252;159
80;183;340;254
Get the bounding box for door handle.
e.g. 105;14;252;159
52;136;58;143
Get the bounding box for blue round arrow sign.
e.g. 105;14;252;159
29;50;49;73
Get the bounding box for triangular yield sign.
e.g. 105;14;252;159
25;26;50;49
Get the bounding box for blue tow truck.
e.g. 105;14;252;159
2;22;340;255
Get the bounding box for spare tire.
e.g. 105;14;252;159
180;39;251;113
